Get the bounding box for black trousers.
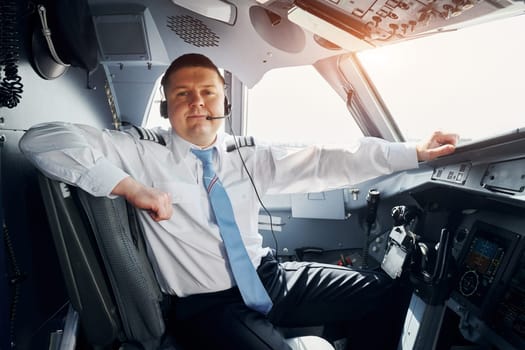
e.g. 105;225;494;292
170;254;410;350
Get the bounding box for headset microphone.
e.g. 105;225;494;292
205;98;231;120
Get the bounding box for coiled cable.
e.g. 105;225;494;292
0;0;23;109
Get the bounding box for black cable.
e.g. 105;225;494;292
0;0;23;109
225;118;279;257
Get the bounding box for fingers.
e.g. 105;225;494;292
149;209;171;222
427;143;456;159
431;131;459;147
417;131;460;161
149;192;173;222
148;205;173;222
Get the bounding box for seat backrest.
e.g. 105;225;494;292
38;174;165;349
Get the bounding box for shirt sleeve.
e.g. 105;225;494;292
259;137;418;194
19;122;135;197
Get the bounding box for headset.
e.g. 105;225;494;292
160;96;231;119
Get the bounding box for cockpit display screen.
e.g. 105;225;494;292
465;237;502;275
458;229;507;307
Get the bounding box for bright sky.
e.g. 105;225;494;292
245;65;363;144
357;12;525;143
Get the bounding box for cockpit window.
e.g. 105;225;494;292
245;65;363;144
356;14;525;144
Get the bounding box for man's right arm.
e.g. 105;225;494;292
20;122;173;221
19;122;131;197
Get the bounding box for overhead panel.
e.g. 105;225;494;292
290;0;514;49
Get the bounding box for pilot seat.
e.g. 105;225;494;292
37;173;334;350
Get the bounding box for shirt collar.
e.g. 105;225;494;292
168;129;227;162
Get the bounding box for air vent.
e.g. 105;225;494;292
167;15;219;47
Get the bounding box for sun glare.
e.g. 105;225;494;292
357;14;525;143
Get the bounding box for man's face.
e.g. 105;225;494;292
164;66;225;148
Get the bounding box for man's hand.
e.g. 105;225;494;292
112;177;173;221
416;131;459;161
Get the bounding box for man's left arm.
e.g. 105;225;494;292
260;131;458;195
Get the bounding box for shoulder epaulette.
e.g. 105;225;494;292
124;125;166;146
226;136;255;152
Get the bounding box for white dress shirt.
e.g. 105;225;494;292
19;122;418;297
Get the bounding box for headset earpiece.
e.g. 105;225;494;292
160;100;168;118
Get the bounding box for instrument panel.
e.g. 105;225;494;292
450;218;524;349
456;223;514;306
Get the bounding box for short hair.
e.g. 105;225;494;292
160;53;225;93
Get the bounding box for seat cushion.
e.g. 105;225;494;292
285;336;335;350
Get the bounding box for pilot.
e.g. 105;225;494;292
19;53;458;349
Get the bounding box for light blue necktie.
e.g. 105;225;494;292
191;148;273;315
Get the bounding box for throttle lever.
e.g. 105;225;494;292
417;228;452;284
362;189;380;268
432;228;452;283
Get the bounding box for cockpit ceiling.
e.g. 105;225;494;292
169;0;524;53
84;0;525;87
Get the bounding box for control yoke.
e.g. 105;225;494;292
381;205;420;279
381;206;453;289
